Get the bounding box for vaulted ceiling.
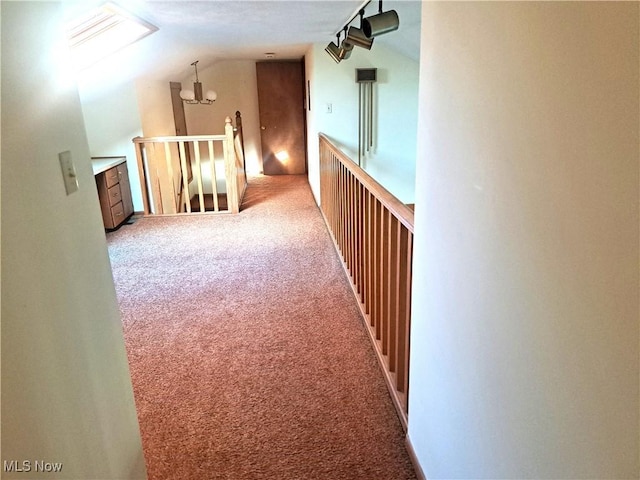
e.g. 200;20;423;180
62;0;421;93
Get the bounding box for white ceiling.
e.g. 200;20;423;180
62;0;421;93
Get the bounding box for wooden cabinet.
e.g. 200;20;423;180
93;157;134;230
116;162;134;219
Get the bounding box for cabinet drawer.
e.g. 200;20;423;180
108;184;121;207
93;157;133;230
110;202;125;225
105;167;119;188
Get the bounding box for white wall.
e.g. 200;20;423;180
304;46;320;203
79;82;145;211
136;78;176;137
408;2;639;479
182;60;263;175
305;41;419;204
1;3;147;479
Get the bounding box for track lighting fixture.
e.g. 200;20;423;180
325;33;342;63
345;10;374;50
337;27;354;61
362;0;399;38
324;0;398;62
180;60;217;105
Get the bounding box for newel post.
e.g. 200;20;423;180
235;111;246;155
224;116;240;213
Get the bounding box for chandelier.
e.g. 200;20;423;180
179;60;217;104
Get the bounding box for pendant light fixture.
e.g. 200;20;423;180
180;60;217;104
362;0;399;38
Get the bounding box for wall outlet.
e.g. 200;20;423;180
59;151;79;195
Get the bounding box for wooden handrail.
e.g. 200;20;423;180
319;134;414;232
235;110;246;174
319;133;414;430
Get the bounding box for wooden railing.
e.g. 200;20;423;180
133;116;247;215
319;134;414;430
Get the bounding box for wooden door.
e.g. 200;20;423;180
256;61;307;175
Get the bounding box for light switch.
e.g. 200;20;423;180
58;151;78;195
326;103;332;114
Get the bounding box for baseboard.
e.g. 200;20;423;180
405;434;427;480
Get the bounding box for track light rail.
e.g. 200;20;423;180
333;0;371;37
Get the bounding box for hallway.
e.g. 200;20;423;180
106;175;416;480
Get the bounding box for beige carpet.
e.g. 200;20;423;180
107;175;416;480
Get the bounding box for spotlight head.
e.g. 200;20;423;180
338;41;354;61
325;41;342;63
363;9;399;38
346;26;374;50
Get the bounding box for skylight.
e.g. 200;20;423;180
67;2;157;69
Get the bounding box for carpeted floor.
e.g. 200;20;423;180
107;175;417;480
